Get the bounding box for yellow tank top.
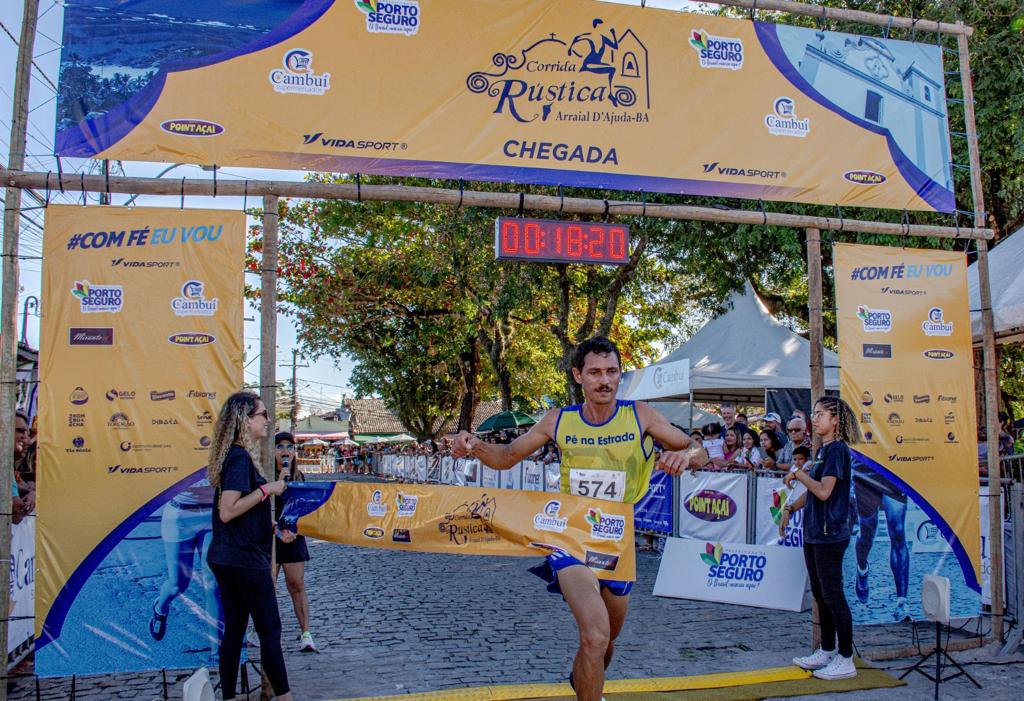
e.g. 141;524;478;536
554;400;655;504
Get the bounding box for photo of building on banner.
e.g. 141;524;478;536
54;0;953;211
37;206;244;676
834;243;981;624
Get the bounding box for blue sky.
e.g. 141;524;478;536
0;0;699;417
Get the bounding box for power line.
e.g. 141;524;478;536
0;19;58;92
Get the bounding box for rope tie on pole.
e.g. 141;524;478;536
212;165;217;197
56;156;64;193
910;17;919;43
243;180;248;212
558;184;564;214
603;198;610;220
834;204;844;232
518;191;524;217
757;198;767;226
883;15;894;39
79;173;86;205
180;176;186;209
457;178;464;209
640;191;647;220
104;166;110;199
356;172;362;203
43;171;51;206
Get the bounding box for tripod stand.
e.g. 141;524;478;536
899;620;982;699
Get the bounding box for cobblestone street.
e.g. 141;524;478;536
12;524;1024;700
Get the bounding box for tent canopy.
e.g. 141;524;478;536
647;402;721;430
619;282;839;405
968;226;1024;344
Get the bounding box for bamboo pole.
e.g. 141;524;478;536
0;170;993;241
958;25;1003;641
0;3;38;694
259;196;279;479
705;0;971;36
805;227;825;649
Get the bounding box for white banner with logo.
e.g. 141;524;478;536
544;463;561;492
756;476;805;547
481;465;501;489
414;456;428;482
522;460;544;492
461;459;481;487
441;456;455;485
617;358;690;402
677;471;748;542
8;517;35;668
980;494;1004;607
655;537;810;611
500;464;522;490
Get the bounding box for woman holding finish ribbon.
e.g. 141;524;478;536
780;395;862;681
206;391;295;701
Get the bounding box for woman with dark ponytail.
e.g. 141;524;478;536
779;395;862;680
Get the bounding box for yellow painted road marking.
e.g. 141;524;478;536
326;665;812;701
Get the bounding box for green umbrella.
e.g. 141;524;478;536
475;410;537;433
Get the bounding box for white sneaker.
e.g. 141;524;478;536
812;654;857;680
299;631;317;652
793;647;836;670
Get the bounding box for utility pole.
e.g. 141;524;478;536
1;3;39;698
280;348;308;432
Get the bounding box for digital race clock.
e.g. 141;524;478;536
494;217;630;266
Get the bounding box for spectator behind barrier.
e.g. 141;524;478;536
758;429;784;470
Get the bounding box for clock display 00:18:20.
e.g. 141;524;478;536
494;217;630;265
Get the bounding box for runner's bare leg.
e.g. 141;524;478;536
601;586;630;671
558;565;611;701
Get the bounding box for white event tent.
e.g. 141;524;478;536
619;282;839;405
968;226;1024;344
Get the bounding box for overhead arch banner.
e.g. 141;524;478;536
37;205;244;675
56;0;953;212
834;243;979;624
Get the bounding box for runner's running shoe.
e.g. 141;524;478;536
300;631;317;652
792;647;836;670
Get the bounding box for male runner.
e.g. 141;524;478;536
453;336;707;701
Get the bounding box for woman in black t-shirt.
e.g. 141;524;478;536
780;395;862;682
206;391;294;701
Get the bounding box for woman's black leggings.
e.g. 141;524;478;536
210;564;290;698
803;540;853;658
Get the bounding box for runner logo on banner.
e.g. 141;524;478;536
835;243;979;624
38;205;244;675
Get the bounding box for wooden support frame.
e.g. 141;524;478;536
707;0;971;36
0;0;1003;681
0;170;994;241
0;4;38;697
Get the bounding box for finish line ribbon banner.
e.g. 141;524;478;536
37;205;244;675
281;482;636;581
56;0;953;212
834;242;979;624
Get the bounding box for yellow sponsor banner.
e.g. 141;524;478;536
834;243;980;590
285;482;636;581
56;0;954;211
37;205;244;674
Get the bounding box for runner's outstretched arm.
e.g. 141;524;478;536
451;410;557;470
636;402;709;475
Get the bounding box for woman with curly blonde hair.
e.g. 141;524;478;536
206;391;295;701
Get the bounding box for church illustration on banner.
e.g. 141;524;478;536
776;26;953;192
